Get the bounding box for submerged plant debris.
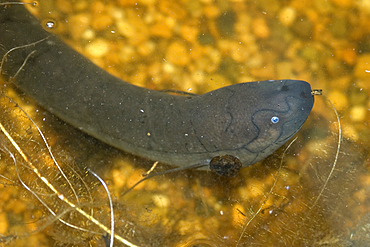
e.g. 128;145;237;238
0;0;369;246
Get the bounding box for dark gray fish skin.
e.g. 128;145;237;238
0;3;314;169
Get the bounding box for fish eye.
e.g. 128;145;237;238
271;116;279;124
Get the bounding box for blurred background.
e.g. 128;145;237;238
0;0;369;246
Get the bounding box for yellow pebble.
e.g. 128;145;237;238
6;199;27;214
159;0;187;20
150;22;172;38
354;54;370;79
138;41;155;56
204;5;221;19
279;7;296;27
331;0;353;7
117;0;137;7
67;13;91;41
73;0;88;11
342;123;359;141
232;204;245;226
230;42;249;63
163;62;176;74
354;189;366;203
330;120;358;141
85;38;110;58
119;46;135;63
116;19;136;38
0;213;8;234
327;90;348;111
207;46;221;61
165;42;190;66
92;14;113;31
112;169;126;188
252;17;270;39
91;0;105;14
152;194;170;208
350;105;367;122
126;170;147;190
180;25;199;43
81;29;96;40
140;0;156;5
306;139;330;156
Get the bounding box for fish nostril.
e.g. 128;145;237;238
300;91;309;98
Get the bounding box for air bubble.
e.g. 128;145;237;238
45;21;55;29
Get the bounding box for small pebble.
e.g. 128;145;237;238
109;6;124;20
117;0;137;7
138;41;156;56
81;28;95;40
177;219;203;235
92;14;113;31
112;169;126;188
331;0;353;8
126;170;146;190
232;204;245;226
6;199;27;214
207;47;221;65
91;0;105;14
85;38;110;58
230;42;249;63
150;22;172;38
252;17;270;39
354;54;370;79
356;0;370;14
165;42;190;66
204;5;221;19
163;62;176;74
180;25;199;43
0;213;8;234
140;0;156;5
152;194;170;208
341;48;357;65
159;0;187;19
354;188;366;203
119;46;135;63
73;0;88;11
116;19;136;38
341;123;359;141
327;90;348;111
350;105;367;122
306;139;330;155
67;13;91;41
279;7;296;26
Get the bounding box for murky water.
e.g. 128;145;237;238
0;0;369;246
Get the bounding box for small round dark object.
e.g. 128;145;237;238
209;155;242;177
